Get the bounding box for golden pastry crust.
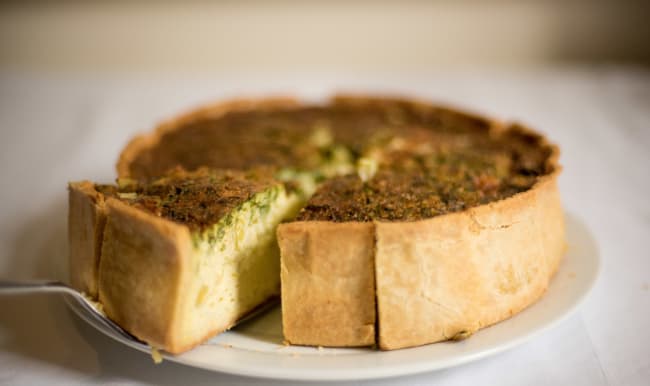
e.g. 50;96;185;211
68;181;107;297
277;221;376;347
98;198;196;353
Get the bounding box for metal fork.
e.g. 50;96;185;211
0;279;279;351
0;279;148;347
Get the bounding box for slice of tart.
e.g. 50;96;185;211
69;167;302;353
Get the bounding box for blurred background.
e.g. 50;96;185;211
0;2;649;386
1;0;649;75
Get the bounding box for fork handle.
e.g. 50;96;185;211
0;279;71;295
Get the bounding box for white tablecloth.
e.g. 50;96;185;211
0;67;648;386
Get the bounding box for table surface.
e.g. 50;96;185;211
0;67;648;386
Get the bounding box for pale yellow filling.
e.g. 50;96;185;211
181;185;303;339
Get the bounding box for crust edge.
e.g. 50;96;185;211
68;181;107;298
278;221;376;347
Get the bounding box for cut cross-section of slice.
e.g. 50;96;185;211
69;167;303;353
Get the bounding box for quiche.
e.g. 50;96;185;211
68;167;303;353
70;94;564;353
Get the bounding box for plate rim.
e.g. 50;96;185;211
66;211;600;381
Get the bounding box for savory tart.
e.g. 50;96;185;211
69;167;302;353
71;94;564;353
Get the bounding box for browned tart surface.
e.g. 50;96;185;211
121;99;556;223
297;126;554;222
97;167;277;232
124;101;494;178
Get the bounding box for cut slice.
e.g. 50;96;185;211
68;168;303;353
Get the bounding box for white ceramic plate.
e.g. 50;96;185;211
68;212;599;381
